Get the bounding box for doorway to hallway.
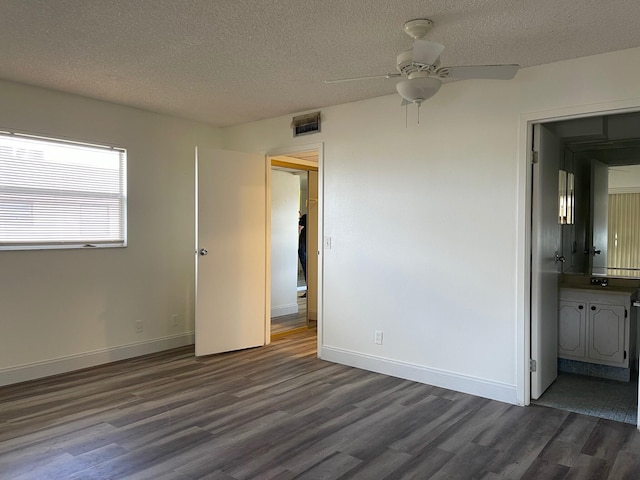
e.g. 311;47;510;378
269;148;319;339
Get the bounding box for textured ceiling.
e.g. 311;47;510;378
1;0;639;127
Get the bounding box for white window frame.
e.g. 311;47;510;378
0;131;127;251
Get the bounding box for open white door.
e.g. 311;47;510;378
195;147;267;356
531;124;562;399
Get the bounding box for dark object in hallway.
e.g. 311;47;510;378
298;212;307;282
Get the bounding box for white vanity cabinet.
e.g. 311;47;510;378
559;288;637;368
558;300;587;359
588;303;626;364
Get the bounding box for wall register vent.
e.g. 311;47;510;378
291;112;321;137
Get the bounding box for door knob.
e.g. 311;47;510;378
554;253;566;263
200;248;208;256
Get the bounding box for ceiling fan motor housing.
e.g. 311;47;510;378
396;50;440;76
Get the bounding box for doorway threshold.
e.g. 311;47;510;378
533;372;638;425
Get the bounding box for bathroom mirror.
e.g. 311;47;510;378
545;112;640;279
562;137;640;278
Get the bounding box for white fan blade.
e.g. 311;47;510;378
438;64;519;80
324;73;401;84
412;39;445;65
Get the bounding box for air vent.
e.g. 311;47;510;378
291;112;321;137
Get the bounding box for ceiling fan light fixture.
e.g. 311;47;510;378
396;76;442;105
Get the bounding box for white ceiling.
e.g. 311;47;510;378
1;0;639;128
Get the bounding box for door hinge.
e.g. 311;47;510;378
529;359;537;372
625;308;628;318
531;150;539;164
624;350;627;360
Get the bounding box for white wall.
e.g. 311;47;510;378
222;47;640;403
0;80;221;385
270;170;300;317
610;165;640;192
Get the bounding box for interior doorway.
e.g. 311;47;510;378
268;149;319;339
528;111;640;425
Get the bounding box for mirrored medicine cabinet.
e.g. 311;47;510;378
548;112;640;279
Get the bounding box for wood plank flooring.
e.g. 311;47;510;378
1;330;640;479
271;294;307;336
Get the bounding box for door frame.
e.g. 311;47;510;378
266;143;324;352
517;99;640;410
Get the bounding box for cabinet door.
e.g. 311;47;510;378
558;300;587;359
588;303;626;365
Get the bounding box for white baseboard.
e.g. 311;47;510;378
0;332;195;387
319;345;518;405
271;303;299;318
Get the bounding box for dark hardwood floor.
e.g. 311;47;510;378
2;330;640;479
271;294;307;336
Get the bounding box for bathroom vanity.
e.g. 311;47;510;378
559;286;638;381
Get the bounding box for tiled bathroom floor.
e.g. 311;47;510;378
534;372;638;425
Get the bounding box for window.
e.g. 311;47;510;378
608;192;640;276
0;132;126;250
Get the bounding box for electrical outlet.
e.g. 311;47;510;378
375;330;383;345
135;320;143;333
170;314;182;328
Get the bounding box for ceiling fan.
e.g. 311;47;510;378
325;19;520;108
